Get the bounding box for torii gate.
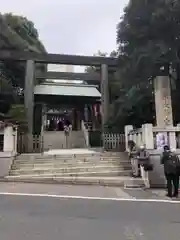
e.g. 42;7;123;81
0;50;118;137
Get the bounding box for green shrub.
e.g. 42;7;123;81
89;131;102;147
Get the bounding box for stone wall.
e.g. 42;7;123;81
148;150;166;188
0;152;14;178
0;126;17;154
125;124;180;188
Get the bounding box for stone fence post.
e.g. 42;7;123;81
168;131;176;149
142;124;154;149
3;126;17;154
124;125;133;151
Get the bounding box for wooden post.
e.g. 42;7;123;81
101;64;109;132
24;60;35;152
90;105;96;130
41;104;47;135
84;104;88;122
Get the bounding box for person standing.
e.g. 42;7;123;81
161;145;180;198
137;145;151;188
128;141;140;177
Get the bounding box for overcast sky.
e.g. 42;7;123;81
1;0;128;56
1;0;128;72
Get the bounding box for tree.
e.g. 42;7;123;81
1;13;47;87
85;50;119;102
3;13;45;52
85;51;108;74
0;13;46;121
109;0;180;130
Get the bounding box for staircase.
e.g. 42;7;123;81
7;149;144;187
70;131;86;148
43;131;86;150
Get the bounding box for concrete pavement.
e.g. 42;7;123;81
0;183;180;239
0;182;177;200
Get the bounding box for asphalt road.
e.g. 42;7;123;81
0;186;180;240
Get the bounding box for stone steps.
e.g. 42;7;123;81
10;152;131;176
14;154;128;162
10;169;132;177
8;150;142;187
14;159;130;167
11;161;130;170
43;131;86;149
4;175;144;187
15;152;127;160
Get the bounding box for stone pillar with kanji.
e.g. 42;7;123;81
154;75;173;127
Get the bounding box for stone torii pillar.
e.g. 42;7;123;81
24;60;35;151
154;75;173;126
101;64;109;132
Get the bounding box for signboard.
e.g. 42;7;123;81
156;132;168;150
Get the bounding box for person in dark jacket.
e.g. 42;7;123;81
137;145;150;188
128;141;140;177
161;145;179;198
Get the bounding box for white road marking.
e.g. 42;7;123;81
0;192;179;203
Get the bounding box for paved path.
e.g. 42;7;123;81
0;183;180;239
0;182;176;200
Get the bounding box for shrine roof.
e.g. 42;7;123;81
34;83;101;98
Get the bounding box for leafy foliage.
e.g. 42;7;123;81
85;50;119;102
8;104;26;123
3;13;46;52
108;0;180;130
0;13;46;122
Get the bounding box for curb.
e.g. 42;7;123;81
1;176;144;188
